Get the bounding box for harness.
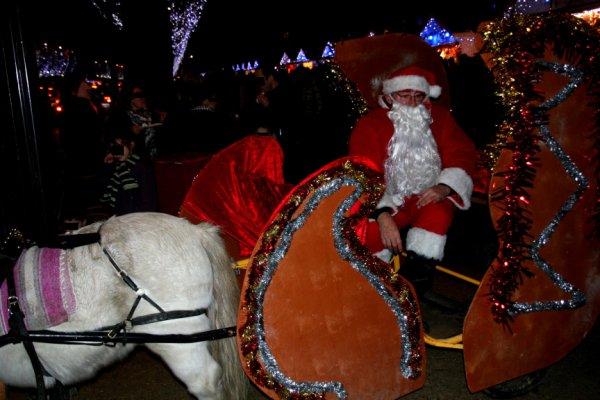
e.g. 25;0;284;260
0;231;236;399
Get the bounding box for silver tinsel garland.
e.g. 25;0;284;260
253;177;419;398
510;61;588;315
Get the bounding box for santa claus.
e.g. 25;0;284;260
349;65;477;294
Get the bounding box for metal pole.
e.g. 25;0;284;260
0;0;49;240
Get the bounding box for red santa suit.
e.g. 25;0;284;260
349;75;477;261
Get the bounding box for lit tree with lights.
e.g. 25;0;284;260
169;0;207;77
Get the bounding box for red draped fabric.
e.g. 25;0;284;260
180;135;293;258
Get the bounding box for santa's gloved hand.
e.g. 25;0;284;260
377;212;402;254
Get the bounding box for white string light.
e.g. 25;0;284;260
89;0;124;30
36;43;76;78
169;0;207;77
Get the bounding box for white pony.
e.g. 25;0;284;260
0;212;247;399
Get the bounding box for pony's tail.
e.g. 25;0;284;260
197;223;249;399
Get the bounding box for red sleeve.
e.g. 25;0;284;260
348;109;392;173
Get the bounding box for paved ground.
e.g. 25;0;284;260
5;274;599;399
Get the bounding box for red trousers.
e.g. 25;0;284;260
365;195;455;253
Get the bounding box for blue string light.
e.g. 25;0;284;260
419;18;456;47
295;49;309;62
321;41;335;58
279;52;291;66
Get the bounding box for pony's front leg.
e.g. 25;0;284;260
146;342;222;400
1;381;6;400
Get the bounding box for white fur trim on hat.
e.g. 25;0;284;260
437;167;473;210
382;75;442;98
406;227;446;261
429;85;442;98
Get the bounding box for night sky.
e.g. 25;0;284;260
22;0;508;81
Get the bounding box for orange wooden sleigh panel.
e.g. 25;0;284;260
334;33;451;110
463;16;600;392
237;159;426;399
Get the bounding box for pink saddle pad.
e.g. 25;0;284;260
1;247;76;335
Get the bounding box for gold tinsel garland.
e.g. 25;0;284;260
482;12;600;324
322;61;369;123
238;159;422;398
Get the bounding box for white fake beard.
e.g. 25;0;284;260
384;103;441;205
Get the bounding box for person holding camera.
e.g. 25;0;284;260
100;133;142;214
100;85;158;214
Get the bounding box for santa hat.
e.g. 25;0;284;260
381;65;442;98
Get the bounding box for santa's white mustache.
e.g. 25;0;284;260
384;103;441;203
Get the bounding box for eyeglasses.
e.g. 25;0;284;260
391;91;427;104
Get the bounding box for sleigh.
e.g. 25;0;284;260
2;13;600;400
181;16;600;399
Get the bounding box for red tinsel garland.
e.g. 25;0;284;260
483;13;600;324
238;160;422;398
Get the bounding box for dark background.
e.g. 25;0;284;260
23;0;510;82
2;0;596;239
1;0;509;240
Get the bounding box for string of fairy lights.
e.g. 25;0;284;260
78;0;600;78
87;0;208;76
36;43;76;78
169;0;207;76
30;2;576;81
89;0;124;30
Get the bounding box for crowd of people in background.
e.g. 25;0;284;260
44;55;498;231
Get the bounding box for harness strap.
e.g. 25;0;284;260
127;308;207;327
102;308;207;340
6;271;48;399
24;325;237;346
22;339;47;399
43;232;101;249
96;230;209;340
102;247;165;313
